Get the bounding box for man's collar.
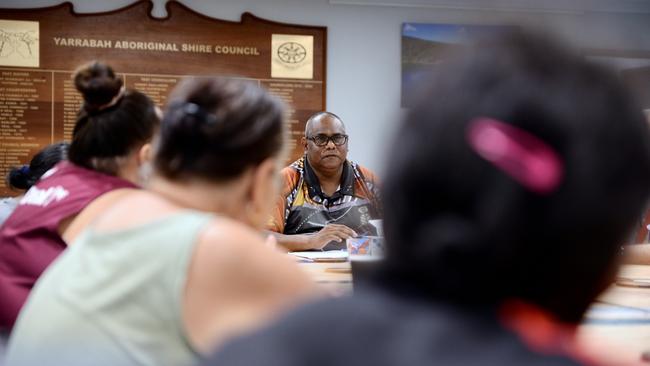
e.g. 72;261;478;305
303;156;354;201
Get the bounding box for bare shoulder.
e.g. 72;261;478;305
194;218;313;290
197;218;304;280
62;188;144;243
195;218;263;268
78;187;141;216
183;218;318;351
82;190;183;233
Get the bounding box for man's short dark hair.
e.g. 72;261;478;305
305;111;345;136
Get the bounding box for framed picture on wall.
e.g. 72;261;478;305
401;23;516;108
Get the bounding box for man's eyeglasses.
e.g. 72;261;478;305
306;134;348;147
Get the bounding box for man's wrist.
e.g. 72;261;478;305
302;234;317;250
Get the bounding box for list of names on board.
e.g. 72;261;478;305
0;0;326;195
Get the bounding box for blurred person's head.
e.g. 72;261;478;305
154;77;286;228
69;61;160;184
378;32;650;323
302;112;348;175
7;142;69;191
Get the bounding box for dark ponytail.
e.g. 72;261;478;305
7;142;69;191
155;77;285;182
68;61;159;175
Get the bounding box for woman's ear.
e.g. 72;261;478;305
134;143;155;186
247;157;279;228
137;143;153;166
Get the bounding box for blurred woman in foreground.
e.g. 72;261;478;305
6;77;315;366
203;32;650;366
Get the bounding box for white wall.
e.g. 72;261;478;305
2;0;650;174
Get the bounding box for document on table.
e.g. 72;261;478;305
584;303;650;325
289;250;348;262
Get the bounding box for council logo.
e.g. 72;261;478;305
271;34;313;79
277;42;307;64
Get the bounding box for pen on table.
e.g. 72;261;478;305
291;254;315;263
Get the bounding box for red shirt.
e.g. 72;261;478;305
0;162;136;330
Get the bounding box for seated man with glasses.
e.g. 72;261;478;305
268;112;382;251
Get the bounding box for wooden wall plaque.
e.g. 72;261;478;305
0;1;327;196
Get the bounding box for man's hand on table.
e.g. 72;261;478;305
306;224;357;250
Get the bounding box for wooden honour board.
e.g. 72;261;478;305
0;1;327;196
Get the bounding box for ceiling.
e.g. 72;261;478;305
329;0;650;14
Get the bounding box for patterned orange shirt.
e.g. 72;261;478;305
268;156;381;237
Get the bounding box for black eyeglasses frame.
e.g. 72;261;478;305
306;134;349;147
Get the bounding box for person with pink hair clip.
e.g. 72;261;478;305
203;31;650;366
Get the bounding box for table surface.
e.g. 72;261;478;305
298;261;353;295
577;265;650;365
298;260;650;365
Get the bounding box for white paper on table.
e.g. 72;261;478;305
584;303;650;325
289;250;348;262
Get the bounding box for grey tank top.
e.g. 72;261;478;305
6;210;214;366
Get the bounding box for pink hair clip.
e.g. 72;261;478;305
466;117;564;194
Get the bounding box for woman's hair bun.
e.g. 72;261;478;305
73;61;123;109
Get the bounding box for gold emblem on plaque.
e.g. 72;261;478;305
277;42;307;64
0;19;39;67
271;34;313;79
